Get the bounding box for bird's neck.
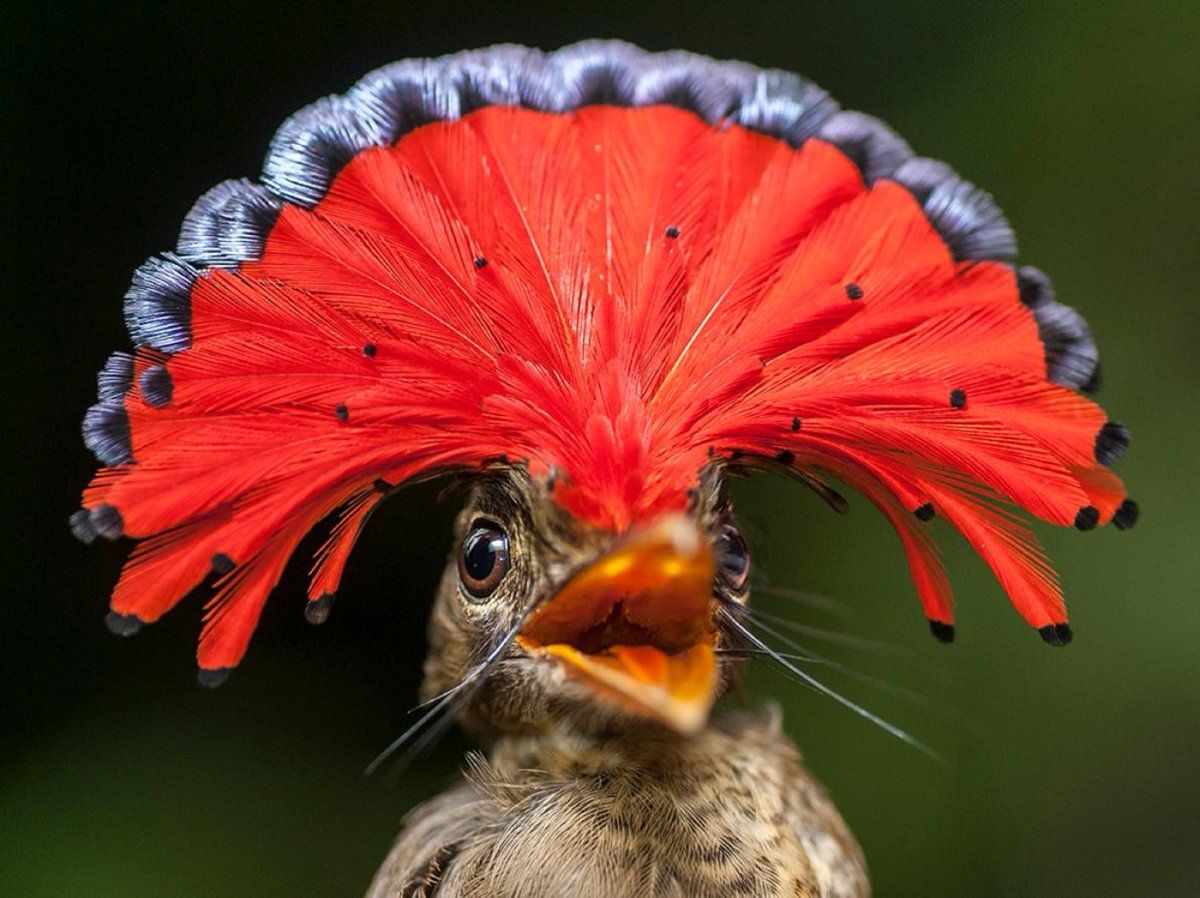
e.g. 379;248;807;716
483;712;756;775
369;709;870;896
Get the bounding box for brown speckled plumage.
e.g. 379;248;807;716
369;711;866;897
366;469;869;897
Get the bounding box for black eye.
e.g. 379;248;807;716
458;521;510;599
716;523;751;591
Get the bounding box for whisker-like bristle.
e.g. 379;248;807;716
366;608;533;776
727;604;949;705
746;606;911;658
720;608;940;761
751;582;856;621
716;646;836;667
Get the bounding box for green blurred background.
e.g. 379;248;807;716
5;2;1198;895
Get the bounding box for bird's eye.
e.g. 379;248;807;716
458;521;511;599
716;523;751;591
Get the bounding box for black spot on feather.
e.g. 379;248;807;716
335;404;349;421
1074;506;1100;531
664;225;680;239
928;620;954;643
949;389;967;410
1039;623;1073;646
362;343;377;357
211;553;235;576
105;611;143;637
1112;498;1139;531
775;450;795;464
305;593;334;625
473;256;488;269
138;365;174;407
790;416;801;431
197;667;233;689
70;509;97;544
90;505;124;541
913;503;935;522
844;282;863;300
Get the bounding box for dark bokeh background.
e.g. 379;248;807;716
5;2;1198;895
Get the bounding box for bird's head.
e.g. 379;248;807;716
423;466;748;738
73;43;1136;739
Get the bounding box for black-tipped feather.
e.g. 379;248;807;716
1038;623;1073;646
70;509;97;544
197;668;233;688
1112;498;1139;531
305;593;334;625
105;611;143;637
89;504;124;541
210;553;235;576
928;620;955;643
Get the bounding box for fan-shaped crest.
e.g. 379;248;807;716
74;42;1135;677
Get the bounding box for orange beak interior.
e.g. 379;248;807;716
517;515;719;734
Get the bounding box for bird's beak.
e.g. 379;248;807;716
516;514;719;735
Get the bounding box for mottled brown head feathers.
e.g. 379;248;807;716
422;464;748;740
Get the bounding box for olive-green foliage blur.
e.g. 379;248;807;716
4;2;1197;895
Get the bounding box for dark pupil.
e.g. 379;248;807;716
463;527;506;587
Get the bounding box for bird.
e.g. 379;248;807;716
72;41;1137;897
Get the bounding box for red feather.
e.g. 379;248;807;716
81;103;1128;671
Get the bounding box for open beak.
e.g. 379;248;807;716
516;515;719;734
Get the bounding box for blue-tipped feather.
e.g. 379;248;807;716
1095;420;1130;466
177;178;281;268
262;96;381;208
96;352;134;402
818;111;912;184
893;157;1017;261
1016;267;1100;392
123;253;195;353
89;504;124;541
732;69;838;147
70;509;97;544
82;399;132;466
